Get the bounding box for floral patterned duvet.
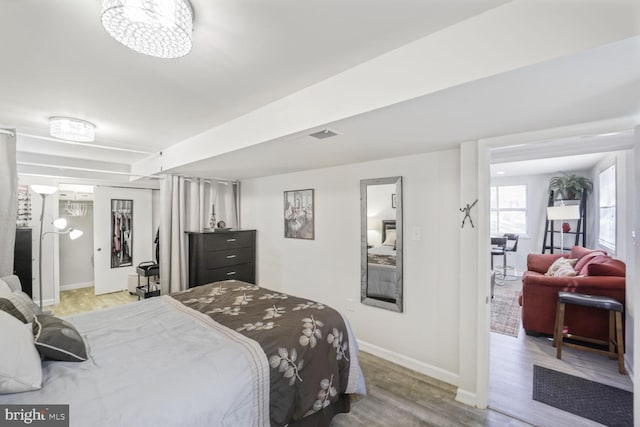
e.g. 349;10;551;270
171;280;365;427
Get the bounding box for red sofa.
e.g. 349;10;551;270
519;246;626;341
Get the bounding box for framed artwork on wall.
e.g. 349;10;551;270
111;199;133;268
284;189;314;240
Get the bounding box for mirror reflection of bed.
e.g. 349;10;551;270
367;220;397;303
360;176;402;312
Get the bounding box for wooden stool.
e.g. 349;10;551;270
553;291;626;374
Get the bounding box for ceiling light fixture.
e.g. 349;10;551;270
101;0;194;59
50;117;95;142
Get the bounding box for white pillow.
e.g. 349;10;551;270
0;310;42;394
0;275;23;293
545;258;578;276
382;229;397;246
0;279;11;296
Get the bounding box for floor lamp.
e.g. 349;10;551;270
31;185;84;309
546;205;581;253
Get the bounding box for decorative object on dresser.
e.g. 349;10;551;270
284;189;314;239
188;230;256;287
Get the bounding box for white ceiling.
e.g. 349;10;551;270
490;153;607;178
172;36;640;179
1;0;506;152
2;0;639;184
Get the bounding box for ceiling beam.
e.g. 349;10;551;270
132;0;640;177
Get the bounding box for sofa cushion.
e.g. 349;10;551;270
588;259;626;277
574;250;608;273
545;257;578;276
570;246;606;260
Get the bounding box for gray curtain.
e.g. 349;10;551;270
0;130;17;276
160;175;239;293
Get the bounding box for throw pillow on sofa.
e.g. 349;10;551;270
545;257;578;276
572;248;607;273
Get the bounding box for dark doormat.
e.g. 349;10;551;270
533;365;633;427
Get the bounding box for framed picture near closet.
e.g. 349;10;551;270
111;199;133;268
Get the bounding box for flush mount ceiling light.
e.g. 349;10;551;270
101;0;194;59
49;117;95;142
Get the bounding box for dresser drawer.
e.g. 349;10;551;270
206;247;253;269
191;263;255;287
203;232;254;250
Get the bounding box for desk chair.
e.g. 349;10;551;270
491;237;507;273
493;234;519;279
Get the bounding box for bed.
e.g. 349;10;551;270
0;278;366;427
366;220;398;300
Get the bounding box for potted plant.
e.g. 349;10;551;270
548;173;593;200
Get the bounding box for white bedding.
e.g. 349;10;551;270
367;245;396;256
0;296;270;427
367;246;397;300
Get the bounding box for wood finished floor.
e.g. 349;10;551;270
49;286;526;426
44;285;137;317
489;279;633;427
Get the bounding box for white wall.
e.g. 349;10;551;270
242;148;462;385
588;149;634;375
58;202;94;288
490;170;590;274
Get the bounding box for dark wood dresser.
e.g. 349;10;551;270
14;227;33;297
187;230;256;288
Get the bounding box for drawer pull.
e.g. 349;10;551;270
226;255;237;259
226;271;237;276
226;238;237;242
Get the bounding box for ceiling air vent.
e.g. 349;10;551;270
309;129;340;140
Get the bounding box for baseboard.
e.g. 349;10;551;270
624;357;634;382
455;389;478;407
60;282;93;291
35;298;56;308
357;339;459;386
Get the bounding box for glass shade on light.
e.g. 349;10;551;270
50;117;95;142
30;185;58;195
69;229;84;240
546;205;581;221
53;218;68;230
101;0;194;59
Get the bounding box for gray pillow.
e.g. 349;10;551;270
0;298;28;323
0;292;40;323
33;314;88;362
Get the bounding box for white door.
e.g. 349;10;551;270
93;186;152;295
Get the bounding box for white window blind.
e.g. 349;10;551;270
598;165;616;249
490;185;527;235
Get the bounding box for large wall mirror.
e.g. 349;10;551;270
360;176;403;312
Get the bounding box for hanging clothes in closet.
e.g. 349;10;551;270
111;199;133;268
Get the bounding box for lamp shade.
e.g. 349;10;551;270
31;185;57;195
69;229;84;240
546;205;581;221
53;218;68;230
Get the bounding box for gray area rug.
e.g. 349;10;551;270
533;365;633;427
490;287;520;337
